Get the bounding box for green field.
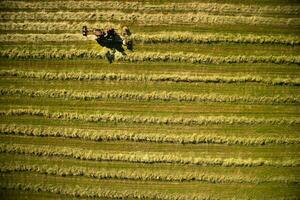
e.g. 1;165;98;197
0;0;299;199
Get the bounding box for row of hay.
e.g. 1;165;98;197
1;88;299;104
1;11;299;26
1;144;298;167
0;21;114;32
1;109;299;125
1;70;299;85
1;1;299;15
2;124;299;145
133;32;300;45
0;182;210;200
1;163;297;184
1;48;300;64
1;33;299;45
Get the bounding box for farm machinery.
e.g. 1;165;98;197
82;25;133;62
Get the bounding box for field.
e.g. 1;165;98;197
0;0;300;199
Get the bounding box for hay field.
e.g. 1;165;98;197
0;0;299;199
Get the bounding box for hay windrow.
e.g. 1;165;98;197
1;124;299;145
1;88;299;104
1;69;299;85
1;11;299;26
1;48;299;64
0;109;299;125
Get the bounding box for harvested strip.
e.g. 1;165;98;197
133;32;300;45
120;52;300;65
1;162;297;184
1;1;299;15
0;58;298;79
3;154;300;184
1;11;299;26
0;21;118;32
0;33;86;43
1;48;299;64
2;135;299;160
1;69;300;85
1;21;300;37
0;181;209;200
2;124;299;145
0;109;299;125
1;88;299;104
0;143;299;167
1;173;300;200
1;32;299;46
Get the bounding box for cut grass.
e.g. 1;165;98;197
1;153;299;184
0;189;85;200
1;108;299;126
1;135;299;161
0;115;299;138
1;77;299;97
1;11;299;26
2;21;300;36
2;69;299;86
1;1;299;17
1;160;299;184
1;39;299;57
0;60;298;78
2;172;299;199
1;33;300;46
0;0;299;199
1;115;299;138
2;123;300;145
2;87;299;105
1;48;299;64
0;141;299;166
0;96;299;118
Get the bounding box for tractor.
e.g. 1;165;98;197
82;25;133;62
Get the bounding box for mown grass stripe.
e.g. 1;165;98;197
1;32;299;46
0;59;298;79
5;134;298;159
1;49;299;64
2;172;300;200
0;143;298;167
1;162;297;184
5;95;299;119
0;109;299;125
132;32;300;45
1;11;299;26
1;70;299;85
3;154;299;183
0;181;210;200
1;1;299;15
1;21;299;36
1;88;299;104
2;124;299;145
